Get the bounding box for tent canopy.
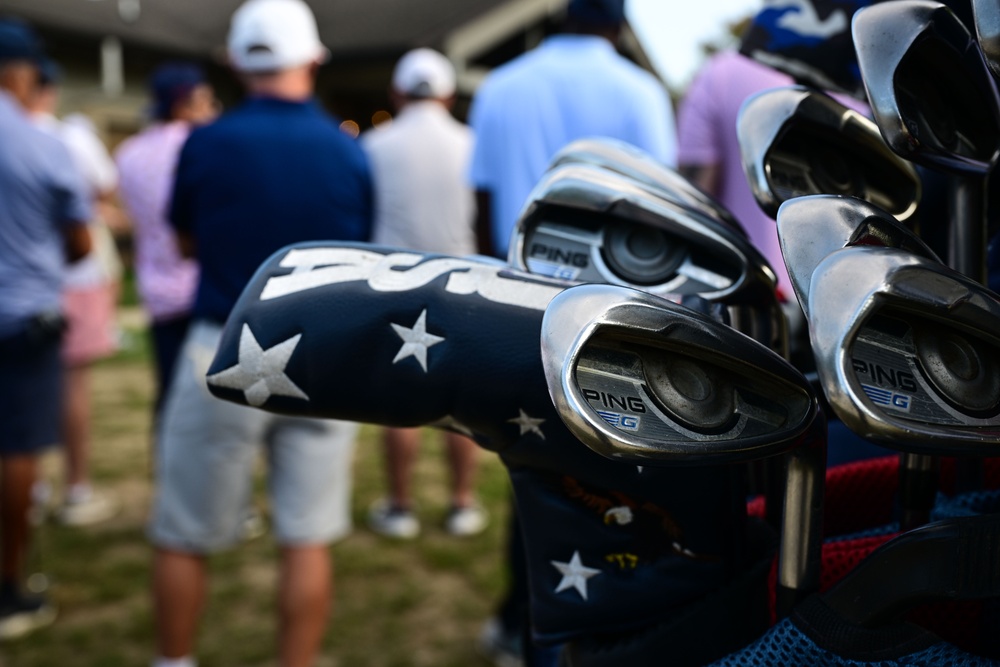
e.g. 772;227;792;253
2;0;507;59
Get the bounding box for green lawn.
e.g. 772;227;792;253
5;325;513;666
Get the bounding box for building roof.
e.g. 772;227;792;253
2;0;511;59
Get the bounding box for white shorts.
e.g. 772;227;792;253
148;321;357;553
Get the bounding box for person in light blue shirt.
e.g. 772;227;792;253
468;0;677;260
0;18;91;640
467;4;676;664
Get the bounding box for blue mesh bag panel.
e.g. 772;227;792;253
709;596;997;666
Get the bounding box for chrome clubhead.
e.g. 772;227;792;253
808;245;1000;454
737;86;921;221
509;163;776;303
548;137;743;231
776;195;942;309
541;284;818;464
853;0;1000;175
511;163;789;356
973;0;1000;80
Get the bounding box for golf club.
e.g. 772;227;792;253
806;245;1000;456
854;0;1000;284
737;85;922;222
509;162;787;357
776;195;942;312
547;136;744;231
540;283;825;615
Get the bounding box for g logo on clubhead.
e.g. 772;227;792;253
862;384;911;413
597;410;641;431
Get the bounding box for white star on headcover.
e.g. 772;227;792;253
391;309;444;372
551;551;601;600
508;409;545;439
207;324;309;407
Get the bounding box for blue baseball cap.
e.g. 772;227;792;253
0;18;43;64
566;0;626;25
149;62;206;120
37;57;61;85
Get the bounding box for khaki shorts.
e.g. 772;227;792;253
148;321;357;553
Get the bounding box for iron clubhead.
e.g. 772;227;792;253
808;245;1000;454
776;195;942;310
547;137;743;231
973;0;1000;80
737;86;922;221
509;163;777;304
541;283;818;464
512;162;789;355
853;0;1000;174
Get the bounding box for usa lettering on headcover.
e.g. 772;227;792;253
259;247;565;311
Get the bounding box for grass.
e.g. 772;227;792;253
3;315;514;666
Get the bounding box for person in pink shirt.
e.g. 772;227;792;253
677;0;874;308
115;63;218;411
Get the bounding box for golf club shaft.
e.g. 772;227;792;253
776;413;827;617
899;453;939;531
948;174;989;494
948;174;988;284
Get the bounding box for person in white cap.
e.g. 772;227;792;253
147;1;372;666
360;48;488;542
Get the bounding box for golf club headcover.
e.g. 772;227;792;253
206;242;760;646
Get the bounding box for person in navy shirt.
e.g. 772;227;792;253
148;2;371;667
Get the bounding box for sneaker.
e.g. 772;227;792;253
57;487;119;526
444;502;488;537
367;499;420;539
0;590;56;640
478;617;524;667
29;481;53;526
241;507;267;542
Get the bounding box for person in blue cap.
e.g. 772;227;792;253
0;17;92;639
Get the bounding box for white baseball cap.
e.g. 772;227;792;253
227;0;328;73
391;48;456;99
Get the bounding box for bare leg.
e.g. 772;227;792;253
1;454;38;584
382;427;421;509
152;548;207;659
445;432;479;508
62;364;91;489
278;544;331;667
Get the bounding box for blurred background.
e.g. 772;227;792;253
0;1;761;664
0;0;757;143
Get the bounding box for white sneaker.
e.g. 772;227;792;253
478;617;524;667
29;481;53;526
0;590;56;641
367;499;420;539
241;507;266;542
58;487;119;526
445;502;488;537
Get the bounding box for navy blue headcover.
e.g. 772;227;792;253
206;242;752;644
